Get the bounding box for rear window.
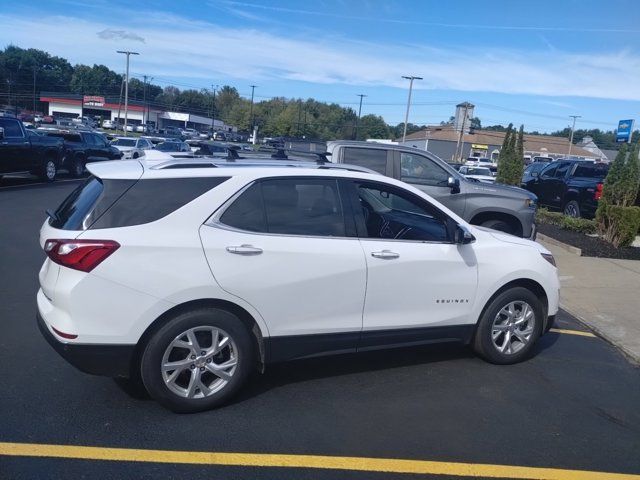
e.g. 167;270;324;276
342;147;387;174
574;163;608;178
50;176;229;230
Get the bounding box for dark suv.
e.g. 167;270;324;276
44;131;122;177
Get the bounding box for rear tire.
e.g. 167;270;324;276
480;219;514;235
473;287;544;364
563;200;581;218
71;158;84;178
140;308;254;413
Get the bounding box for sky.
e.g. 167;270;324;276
1;0;639;132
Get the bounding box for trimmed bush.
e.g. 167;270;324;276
596;204;640;247
559;216;597;234
536;208;564;226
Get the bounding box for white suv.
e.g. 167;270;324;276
37;157;559;412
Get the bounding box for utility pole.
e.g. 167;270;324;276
210;84;218;133
116;77;125;132
354;94;367;140
117;50;139;136
142;75;149;125
249;85;257;132
568;115;581;157
401;76;422;142
32;68;37;115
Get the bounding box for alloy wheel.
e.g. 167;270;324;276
491;301;536;355
46;161;56;180
161;326;238;399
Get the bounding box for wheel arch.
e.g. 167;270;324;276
131;298;265;378
476;278;550;331
469;211;524;237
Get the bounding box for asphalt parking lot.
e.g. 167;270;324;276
1;176;640;480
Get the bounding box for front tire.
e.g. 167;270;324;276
473;287;543;364
38;159;57;182
480;219;515;235
140;308;254;413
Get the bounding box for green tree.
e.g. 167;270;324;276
356;114;390;140
70;64;122;95
496;124;514;184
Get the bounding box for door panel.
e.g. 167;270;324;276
200;226;367;336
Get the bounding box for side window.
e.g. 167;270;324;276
554;162;572;179
0;119;24;137
355;182;449;242
84;134;98;146
219;178;347;237
400;152;449;187
342;147;387;174
540;163;558;178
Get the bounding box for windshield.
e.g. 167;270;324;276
112;138;136;147
155;142;181;151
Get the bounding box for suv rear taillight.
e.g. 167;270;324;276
594;183;603;201
44;239;120;272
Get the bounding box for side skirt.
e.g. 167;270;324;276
265;325;475;364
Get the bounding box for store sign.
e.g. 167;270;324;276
83;95;105;107
471;143;488;150
616;119;634;143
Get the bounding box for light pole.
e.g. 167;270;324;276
117;50;139;136
568;115;581;157
401;76;422;142
354;94;367;140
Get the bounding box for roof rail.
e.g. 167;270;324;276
269;148;331;164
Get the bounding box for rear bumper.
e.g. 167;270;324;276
37;312;135;378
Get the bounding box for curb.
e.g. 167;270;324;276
537;233;582;256
559;303;640;366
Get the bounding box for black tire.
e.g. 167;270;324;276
71;157;85;178
140;308;254;413
132;152;139;159
480;219;514;235
473;287;544;365
38;158;57;182
563;200;581;218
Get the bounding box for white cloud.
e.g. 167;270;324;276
97;29;145;43
1;13;639;101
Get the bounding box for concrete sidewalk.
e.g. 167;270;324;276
540;240;640;364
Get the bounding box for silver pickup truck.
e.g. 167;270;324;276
326;141;537;238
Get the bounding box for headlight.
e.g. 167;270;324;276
525;198;537;209
541;253;556;267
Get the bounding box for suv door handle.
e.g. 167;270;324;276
371;250;400;259
226;244;263;255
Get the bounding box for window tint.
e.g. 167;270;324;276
554;162;572;179
84;133;99;146
400;152;449;186
220;178;346;237
356;182;449;242
540;163;558;177
0;118;24;137
50;177;109;230
574;163;608;178
342;147;387;174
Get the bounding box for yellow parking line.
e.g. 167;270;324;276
549;328;596;338
1;442;638;479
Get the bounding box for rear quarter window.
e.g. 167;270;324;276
342;147;387;174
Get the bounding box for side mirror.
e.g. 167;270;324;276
448;176;461;194
454;225;475;245
0;127;4;140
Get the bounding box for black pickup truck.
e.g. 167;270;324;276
43;130;123;177
522;159;608;218
0;117;63;182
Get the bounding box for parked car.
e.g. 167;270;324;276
154;140;192;153
459;166;495;183
326;141;538;238
521;160;608;218
183;128;199;138
213;131;227;141
37;157;559;412
44;130;123;177
0;116;63;182
465;157;497;168
111;136;153;159
532;156;553;163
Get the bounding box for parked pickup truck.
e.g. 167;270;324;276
0;116;63;182
326;141;538;238
43;130;123;177
521;159;608;218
